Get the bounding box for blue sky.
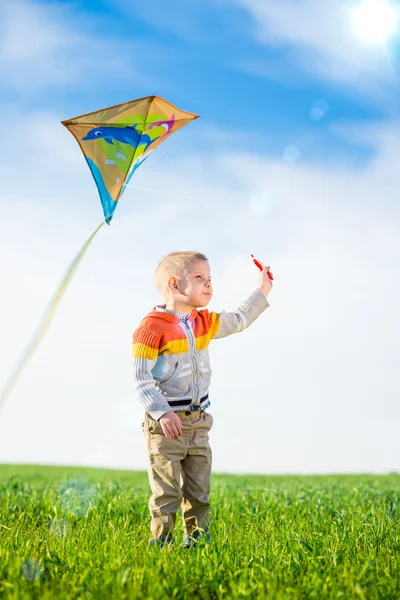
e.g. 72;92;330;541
4;0;395;160
0;0;399;473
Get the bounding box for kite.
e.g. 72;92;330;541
62;95;198;224
0;96;199;411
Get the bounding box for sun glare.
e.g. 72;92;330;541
352;0;399;45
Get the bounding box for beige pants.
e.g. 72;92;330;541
142;410;213;540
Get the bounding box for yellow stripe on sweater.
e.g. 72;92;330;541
196;313;221;350
196;333;212;351
160;315;220;354
132;343;158;360
159;338;189;355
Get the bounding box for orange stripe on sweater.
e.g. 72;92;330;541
133;326;160;349
134;311;221;355
195;313;220;349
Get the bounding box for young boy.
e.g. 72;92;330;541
132;251;272;548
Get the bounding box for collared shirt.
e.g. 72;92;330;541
155;305;193;323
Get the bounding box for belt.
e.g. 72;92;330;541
167;394;209;407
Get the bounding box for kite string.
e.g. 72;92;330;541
122;183;195;200
161;148;174;166
122;147;198;201
0;220;105;414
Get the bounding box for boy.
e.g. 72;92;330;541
132;251;272;548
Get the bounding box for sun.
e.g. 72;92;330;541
351;0;400;45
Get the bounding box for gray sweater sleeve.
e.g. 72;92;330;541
132;327;172;421
213;288;270;340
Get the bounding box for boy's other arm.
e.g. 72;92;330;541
132;326;173;421
212;268;272;339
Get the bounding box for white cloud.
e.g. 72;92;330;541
0;106;399;474
228;0;398;102
0;0;160;90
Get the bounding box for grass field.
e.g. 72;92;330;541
0;465;399;599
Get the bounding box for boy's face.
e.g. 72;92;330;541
175;259;213;309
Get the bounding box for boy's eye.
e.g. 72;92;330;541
196;275;202;279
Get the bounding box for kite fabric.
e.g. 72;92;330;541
0;96;198;412
62;95;199;223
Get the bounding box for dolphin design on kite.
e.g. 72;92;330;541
82;125;155;150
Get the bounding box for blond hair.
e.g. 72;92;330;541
155;251;208;300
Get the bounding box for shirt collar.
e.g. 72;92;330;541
155;305;196;322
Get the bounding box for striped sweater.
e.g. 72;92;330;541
132;288;270;420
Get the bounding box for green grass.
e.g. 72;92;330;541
0;465;399;599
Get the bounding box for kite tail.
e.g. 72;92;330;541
0;220;106;414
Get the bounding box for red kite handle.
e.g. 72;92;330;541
251;254;273;280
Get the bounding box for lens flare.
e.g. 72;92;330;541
351;0;399;45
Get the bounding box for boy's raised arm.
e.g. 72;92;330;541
211;288;269;339
132;326;172;421
211;267;272;339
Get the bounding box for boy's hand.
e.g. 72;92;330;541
259;266;273;297
159;411;183;439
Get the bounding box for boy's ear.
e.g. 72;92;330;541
168;276;179;293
